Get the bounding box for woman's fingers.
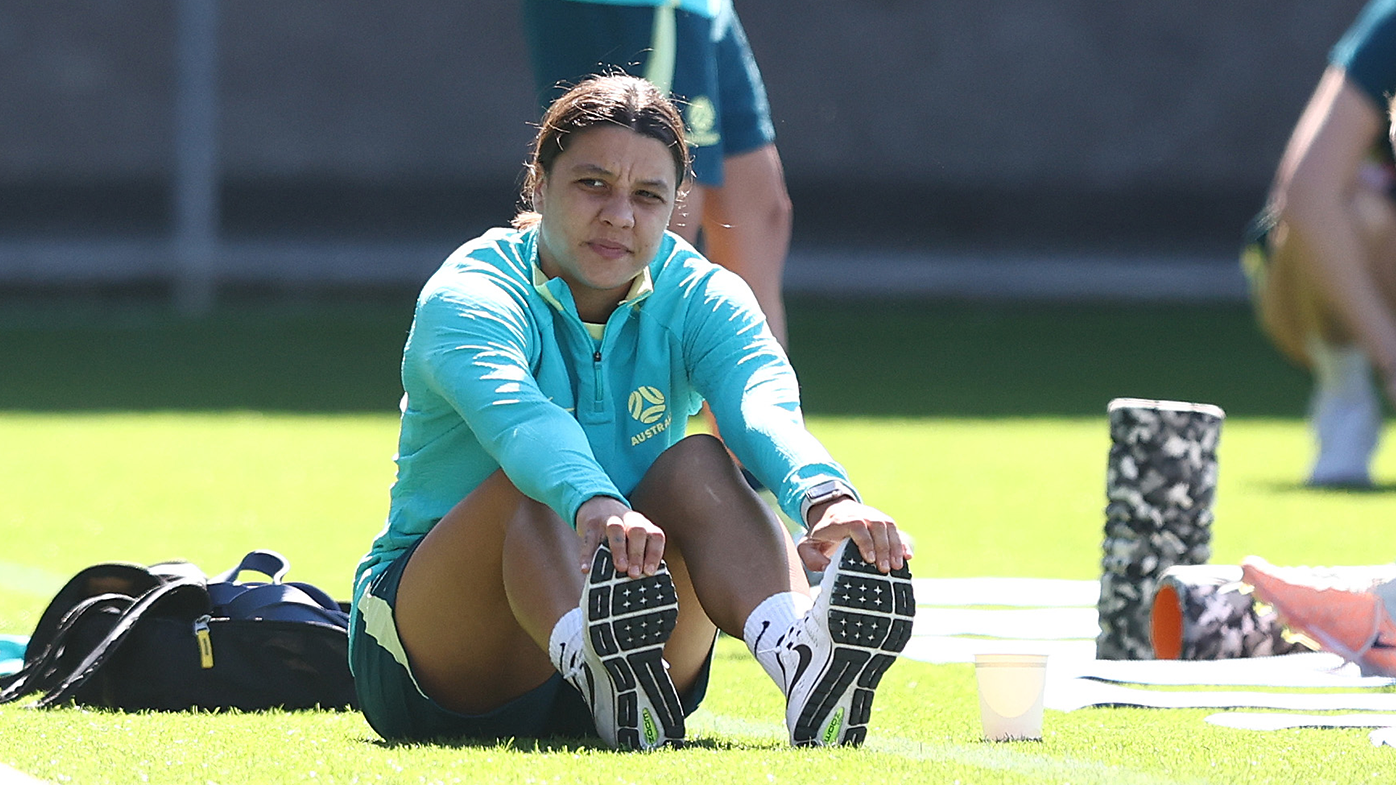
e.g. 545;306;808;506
796;537;833;572
619;522;663;578
575;497;666;576
804;500;909;574
602;511;665;577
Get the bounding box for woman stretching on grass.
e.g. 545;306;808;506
348;75;914;750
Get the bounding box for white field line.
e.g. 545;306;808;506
686;712;1219;785
0;762;49;784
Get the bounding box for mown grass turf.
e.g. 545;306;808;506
2;632;1395;784
2;298;1395;784
0;295;1316;417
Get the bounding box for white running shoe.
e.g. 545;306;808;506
1307;341;1380;487
560;542;684;750
773;538;915;746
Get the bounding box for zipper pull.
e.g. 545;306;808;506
194;615;214;669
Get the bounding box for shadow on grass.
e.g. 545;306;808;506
1250;480;1396;495
369;735;606;753
0;294;1316;418
368;734;761;752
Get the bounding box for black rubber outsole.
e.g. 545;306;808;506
584;544;685;750
792;544;915;746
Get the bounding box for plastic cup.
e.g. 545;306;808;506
973;653;1048;741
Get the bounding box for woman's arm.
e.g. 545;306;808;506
1275;67;1396;398
411;279;625;528
683;270;843;518
684;268;909;572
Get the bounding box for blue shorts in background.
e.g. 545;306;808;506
521;0;776;186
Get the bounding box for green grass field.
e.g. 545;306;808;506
2;296;1395;783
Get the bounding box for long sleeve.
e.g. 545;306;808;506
406;270;625;528
682;268;856;524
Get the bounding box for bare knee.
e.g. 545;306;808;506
650;434;737;480
630;434;758;528
1351;182;1396;249
633;434;778;541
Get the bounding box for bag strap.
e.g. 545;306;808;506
21;564;164;673
0;593;133;704
285;581;339;613
211;550;290;585
206;550;347;628
216;583;348;627
148;560;207;584
36;578;211;709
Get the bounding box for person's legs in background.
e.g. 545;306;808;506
672;143;792;346
669;3;791;346
1251;177;1396;486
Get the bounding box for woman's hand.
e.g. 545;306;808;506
797;498;911;574
576;495;666;578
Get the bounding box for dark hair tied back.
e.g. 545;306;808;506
514;74;690;229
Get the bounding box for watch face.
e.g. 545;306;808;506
806;481;847;507
802;481;851;528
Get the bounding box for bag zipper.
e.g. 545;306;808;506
194;615;214;669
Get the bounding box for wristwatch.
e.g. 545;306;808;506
799;479;856;528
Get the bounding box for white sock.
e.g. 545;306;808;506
1310;338;1374;401
743;591;814;686
548;607;585;676
1306;336;1381;483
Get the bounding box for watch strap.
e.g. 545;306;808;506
799;479;856;528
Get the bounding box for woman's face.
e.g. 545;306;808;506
533;124;679;320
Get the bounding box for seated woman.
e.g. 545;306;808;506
347;75;914;750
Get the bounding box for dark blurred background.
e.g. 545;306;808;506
0;1;1367;301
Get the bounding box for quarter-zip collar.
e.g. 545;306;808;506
531;238;655;330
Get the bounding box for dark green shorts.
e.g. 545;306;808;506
350;537;712;742
520;0;776;186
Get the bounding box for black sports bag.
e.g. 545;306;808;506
0;550;357;711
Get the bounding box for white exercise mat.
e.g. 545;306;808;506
904;636;1096;664
912;577;1098;608
902;577;1099;663
1059;652;1396;688
913;607;1100;640
905;577;1396;727
1205;712;1396;731
1046;676;1396;712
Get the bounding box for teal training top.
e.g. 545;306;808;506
560;0;728;20
1333;0;1396;167
1333;0;1396;109
351;226;854;612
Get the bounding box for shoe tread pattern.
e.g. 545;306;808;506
584;544;684;750
794;542;915;746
